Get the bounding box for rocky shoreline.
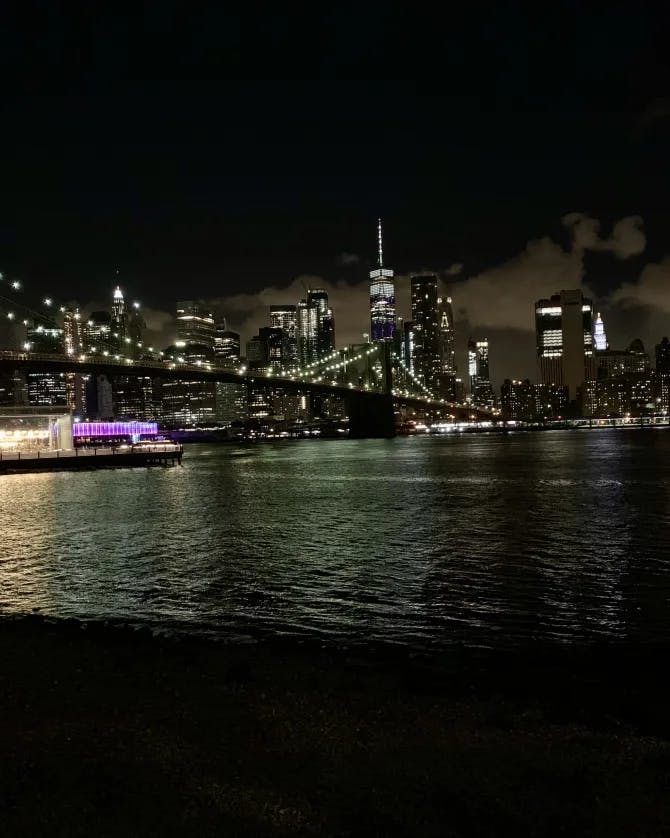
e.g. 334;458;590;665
1;615;669;836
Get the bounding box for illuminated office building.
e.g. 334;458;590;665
176;301;215;349
83;311;114;354
411;274;441;391
369;219;395;342
111;286;127;341
63;308;83;356
501;379;568;422
468;337;494;407
270;305;298;365
113;376;157;421
308;289;336;358
162;303;216;425
436;294;457;400
297;299;318;366
593;312;608;351
535;290;595;401
25;325;67;406
214;324;241;363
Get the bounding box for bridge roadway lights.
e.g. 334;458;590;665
346;392;396;439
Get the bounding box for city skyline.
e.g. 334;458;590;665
1;211;666;388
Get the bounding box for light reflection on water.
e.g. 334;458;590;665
1;430;670;652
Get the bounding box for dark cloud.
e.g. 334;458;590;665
337;252;360;266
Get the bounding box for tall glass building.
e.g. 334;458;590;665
410;274;441;390
308;289;336;358
369;219;395;342
297;299;318;366
270;305;298;365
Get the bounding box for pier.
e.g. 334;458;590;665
0;443;183;473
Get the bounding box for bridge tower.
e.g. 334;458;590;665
346;342;396;439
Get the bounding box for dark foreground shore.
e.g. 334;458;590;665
2;618;670;836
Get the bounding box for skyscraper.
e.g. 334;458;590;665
437;294;456;399
410;274;441;391
214;323;241;364
656;337;670;373
468;337;494;407
369;219;395;342
270;305;298;365
308;289;336;358
111;287;127;342
176;301;215;349
62;308;82;356
535;290;595;401
296;299;318;366
593;312;608;351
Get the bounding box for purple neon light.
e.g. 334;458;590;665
73;421;158;437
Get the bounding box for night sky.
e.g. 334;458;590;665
1;5;669;381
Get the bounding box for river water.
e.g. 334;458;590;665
1;430;670;652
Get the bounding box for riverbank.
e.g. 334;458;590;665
1;617;670;836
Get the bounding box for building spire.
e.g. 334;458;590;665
377;217;384;268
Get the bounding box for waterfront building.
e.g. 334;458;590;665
73;420;159;447
411;274;441;392
535;290;595;401
113;376;157;421
24;325;67;407
581;372;656;418
159;378;216;427
215;381;248;425
212;325;246;424
27;372;67;407
369;219;395;342
86;374;114;420
176;301;215;349
0;407;73;451
501;379;568;422
62;310;87;414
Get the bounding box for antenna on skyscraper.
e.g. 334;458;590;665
377;218;384;268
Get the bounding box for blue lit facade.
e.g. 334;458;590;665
73;421;159;446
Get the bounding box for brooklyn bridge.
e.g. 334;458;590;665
0;345;491;438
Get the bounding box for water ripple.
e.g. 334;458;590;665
2;430;670;652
